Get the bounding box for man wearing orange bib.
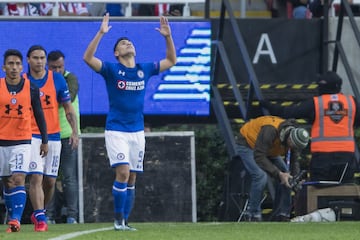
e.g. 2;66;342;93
0;49;48;233
24;45;79;232
261;71;360;182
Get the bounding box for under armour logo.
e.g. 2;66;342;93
118;70;125;76
17;105;23;114
5;104;23;115
44;95;51;105
5;105;10;114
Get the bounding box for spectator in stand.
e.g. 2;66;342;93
46;50;81;224
265;0;288;18
289;0;312;18
137;4;155;16
40;2;89;16
86;3;106;16
137;3;183;16
106;3;124;16
0;3;4;15
3;3;39;16
288;0;324;19
131;3;141;16
309;0;325;18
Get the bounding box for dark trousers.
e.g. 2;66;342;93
310;152;356;182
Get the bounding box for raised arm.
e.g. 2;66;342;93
156;16;177;72
83;13;112;72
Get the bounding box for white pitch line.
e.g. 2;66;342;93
48;227;113;240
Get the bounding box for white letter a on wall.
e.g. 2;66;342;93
253;33;277;64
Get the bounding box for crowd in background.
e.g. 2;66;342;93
0;1;352;19
0;3;185;17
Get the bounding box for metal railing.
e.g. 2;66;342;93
330;0;360;100
211;0;266;158
0;0;206;17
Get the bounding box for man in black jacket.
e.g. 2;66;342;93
261;71;360;182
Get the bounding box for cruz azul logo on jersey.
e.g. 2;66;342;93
325;96;348;123
10;97;17;105
116;70;145;91
39;91;51;105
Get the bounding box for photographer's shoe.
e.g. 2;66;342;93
67;217;78;224
46;216;56;224
248;215;262;222
243;212;262;222
274;215;290;222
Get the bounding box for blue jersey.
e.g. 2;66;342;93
100;61;159;132
26;70;71;140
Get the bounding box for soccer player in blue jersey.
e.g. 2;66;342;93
83;13;176;231
25;45;79;232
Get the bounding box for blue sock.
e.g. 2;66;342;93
4;186;26;222
112;181;127;219
34;209;46;222
3;188;13;220
124;184;135;220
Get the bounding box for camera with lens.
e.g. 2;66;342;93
289;170;307;191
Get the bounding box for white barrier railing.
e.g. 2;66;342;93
0;0;206;17
332;0;360;5
330;0;360;16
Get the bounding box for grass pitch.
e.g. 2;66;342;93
0;222;359;240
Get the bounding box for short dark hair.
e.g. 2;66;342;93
27;45;47;57
3;49;23;64
113;37;130;52
47;50;65;62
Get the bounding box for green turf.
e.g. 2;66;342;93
0;222;359;240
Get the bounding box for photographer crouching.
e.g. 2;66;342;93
235;116;310;222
